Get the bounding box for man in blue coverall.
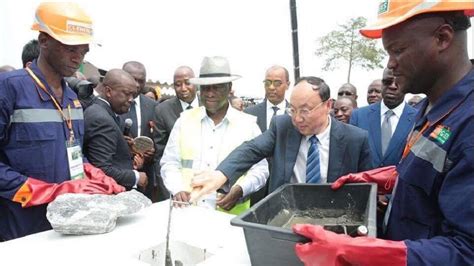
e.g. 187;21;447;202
293;1;474;265
0;3;123;241
189;1;474;265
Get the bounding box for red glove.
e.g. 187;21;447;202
331;166;397;194
12;163;125;207
293;224;407;266
83;163;126;193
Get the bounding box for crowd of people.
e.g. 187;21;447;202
0;1;473;265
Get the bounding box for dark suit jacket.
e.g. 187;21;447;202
120;94;159;199
217;115;373;193
153;96;184;200
350;102;417;167
83;98;136;189
244;99;289;132
243;99;289;204
119;94;158;144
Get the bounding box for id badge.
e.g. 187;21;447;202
66;140;84;180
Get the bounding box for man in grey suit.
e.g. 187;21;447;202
245;65;290;132
154;66;198;201
83;69;148;190
189;76;373;200
120;61;159;201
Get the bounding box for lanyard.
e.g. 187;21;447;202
388;98;465;191
402;122;430;159
25;67;75;143
401;94;468;161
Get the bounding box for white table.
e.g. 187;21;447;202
0;200;251;266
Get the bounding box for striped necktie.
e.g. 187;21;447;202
306;135;321;183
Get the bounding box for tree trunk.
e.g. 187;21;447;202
347;58;352;83
347;24;355;83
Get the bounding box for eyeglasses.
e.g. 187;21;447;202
286;100;327;118
337;91;354;97
263;79;284;88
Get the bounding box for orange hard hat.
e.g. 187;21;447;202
361;0;474;39
31;2;93;45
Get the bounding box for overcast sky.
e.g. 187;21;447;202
1;1;473;106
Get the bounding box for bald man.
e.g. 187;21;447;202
189;76;372;200
121;61;159;202
83;69;148;190
246;65;290;132
153;65;198;201
367;79;383;105
337;83;358;107
120;61;148;137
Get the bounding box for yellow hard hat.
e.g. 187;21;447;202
361;0;474;39
31;2;93;45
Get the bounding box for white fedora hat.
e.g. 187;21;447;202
190;56;241;85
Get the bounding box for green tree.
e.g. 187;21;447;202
315;17;386;83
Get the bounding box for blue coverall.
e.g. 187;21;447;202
0;61;85;240
385;69;474;265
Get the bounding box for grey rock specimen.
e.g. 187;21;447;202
46;190;152;235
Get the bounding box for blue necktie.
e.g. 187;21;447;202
271;106;279;116
306;135;321;184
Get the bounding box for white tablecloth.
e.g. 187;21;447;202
0;200;251;266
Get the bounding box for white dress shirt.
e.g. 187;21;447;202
380;100;406;135
179;97;199;111
160;106;269;197
266;99;287;129
292;116;331;184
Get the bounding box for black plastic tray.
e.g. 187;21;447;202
231;183;377;266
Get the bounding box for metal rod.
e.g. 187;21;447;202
165;197;173;266
290;0;301;80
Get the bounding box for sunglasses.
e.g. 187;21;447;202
337;91;354;96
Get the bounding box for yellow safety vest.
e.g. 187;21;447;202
179;107;255;215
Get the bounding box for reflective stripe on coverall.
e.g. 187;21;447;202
386;69;474;265
0;61;85;240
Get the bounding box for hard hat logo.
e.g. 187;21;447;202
67;21;93;36
31;2;94;45
361;0;474;39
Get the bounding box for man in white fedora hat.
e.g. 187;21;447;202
160;56;268;214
